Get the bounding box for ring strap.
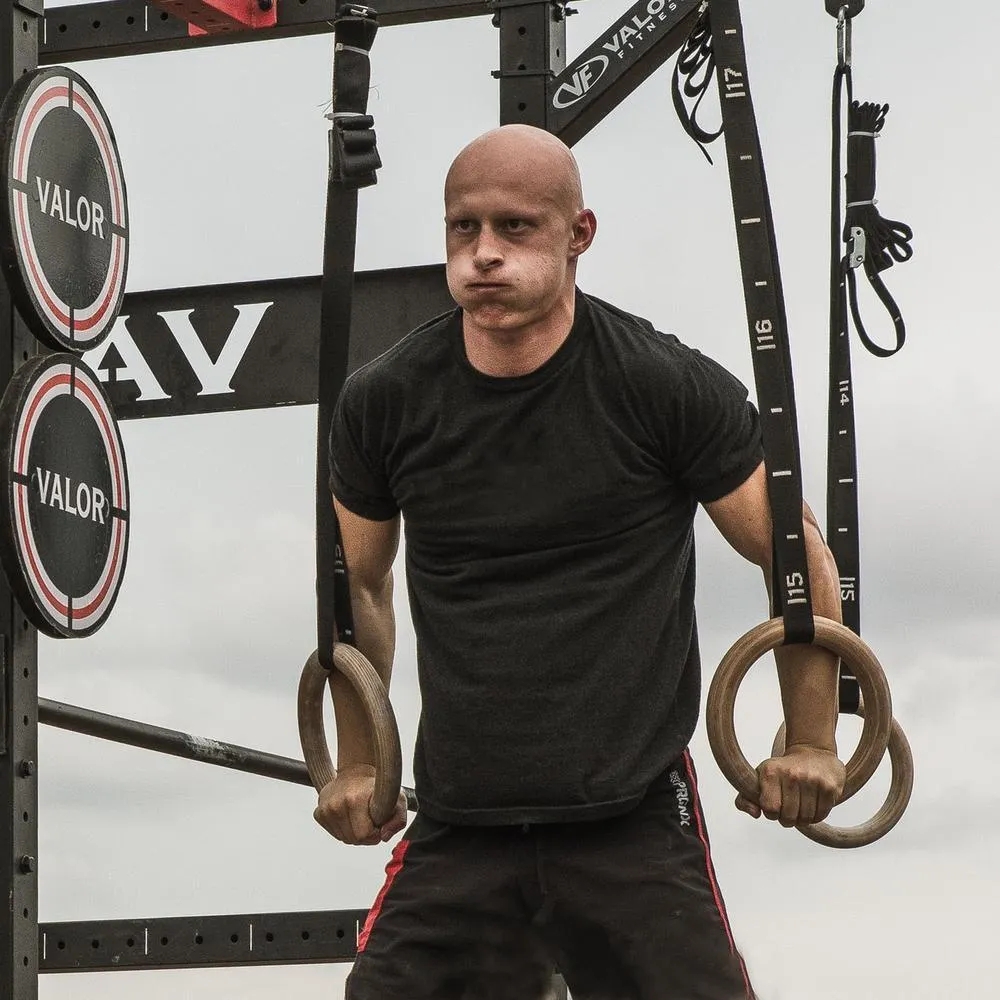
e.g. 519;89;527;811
828;63;861;709
828;32;912;711
697;0;815;644
316;5;381;671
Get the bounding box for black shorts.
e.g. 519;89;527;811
345;750;755;1000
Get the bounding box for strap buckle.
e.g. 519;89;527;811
847;226;866;269
337;3;376;18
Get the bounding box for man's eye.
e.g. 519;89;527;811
451;220;476;234
504;219;528;232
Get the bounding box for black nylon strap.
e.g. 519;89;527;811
828;62;862;712
828;37;912;712
316;6;380;672
707;0;814;644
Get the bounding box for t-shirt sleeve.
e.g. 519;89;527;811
667;348;764;503
327;376;400;521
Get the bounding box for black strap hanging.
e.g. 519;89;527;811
827;4;912;711
676;0;815;645
316;3;381;672
828;52;861;710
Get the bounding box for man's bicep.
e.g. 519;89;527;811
702;460;772;568
333;497;400;592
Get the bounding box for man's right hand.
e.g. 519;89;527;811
313;762;408;845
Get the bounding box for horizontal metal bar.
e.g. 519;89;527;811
39;908;368;972
39;697;418;810
39;0;491;63
39;914;569;998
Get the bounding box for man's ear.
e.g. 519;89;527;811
569;208;598;259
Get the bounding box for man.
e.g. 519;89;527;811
318;124;845;999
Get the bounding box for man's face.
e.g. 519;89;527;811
444;167;581;333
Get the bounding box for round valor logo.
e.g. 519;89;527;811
0;67;129;353
0;354;129;638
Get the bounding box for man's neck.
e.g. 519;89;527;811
463;291;576;378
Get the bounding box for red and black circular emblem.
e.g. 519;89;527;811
0;354;129;638
0;67;128;353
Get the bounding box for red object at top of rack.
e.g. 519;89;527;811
151;0;278;36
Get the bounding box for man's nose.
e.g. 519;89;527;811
472;225;503;268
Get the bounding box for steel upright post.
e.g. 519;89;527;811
496;0;566;129
0;2;40;998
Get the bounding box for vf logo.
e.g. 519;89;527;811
551;55;609;109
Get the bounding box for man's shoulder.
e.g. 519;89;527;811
584;291;656;335
581;291;750;409
343;306;459;397
583;291;703;369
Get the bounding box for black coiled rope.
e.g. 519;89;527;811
843;98;913;357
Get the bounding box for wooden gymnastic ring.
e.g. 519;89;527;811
706;616;892;814
771;707;913;848
297;644;403;827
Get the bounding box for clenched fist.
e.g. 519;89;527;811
736;745;846;827
313;763;408;845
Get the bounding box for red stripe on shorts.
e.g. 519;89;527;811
682;749;754;999
356;838;411;954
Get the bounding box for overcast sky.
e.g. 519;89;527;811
32;1;998;998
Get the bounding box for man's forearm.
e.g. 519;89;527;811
330;575;396;769
769;513;841;754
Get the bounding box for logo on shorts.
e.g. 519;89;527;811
669;770;692;827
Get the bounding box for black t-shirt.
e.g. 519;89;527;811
329;289;763;825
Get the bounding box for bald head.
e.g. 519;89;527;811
443;125;597;338
445;125;584;218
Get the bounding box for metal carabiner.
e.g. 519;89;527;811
837;6;852;69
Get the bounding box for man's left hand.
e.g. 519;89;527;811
735;745;846;827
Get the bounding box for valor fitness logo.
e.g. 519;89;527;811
551;0;681;109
